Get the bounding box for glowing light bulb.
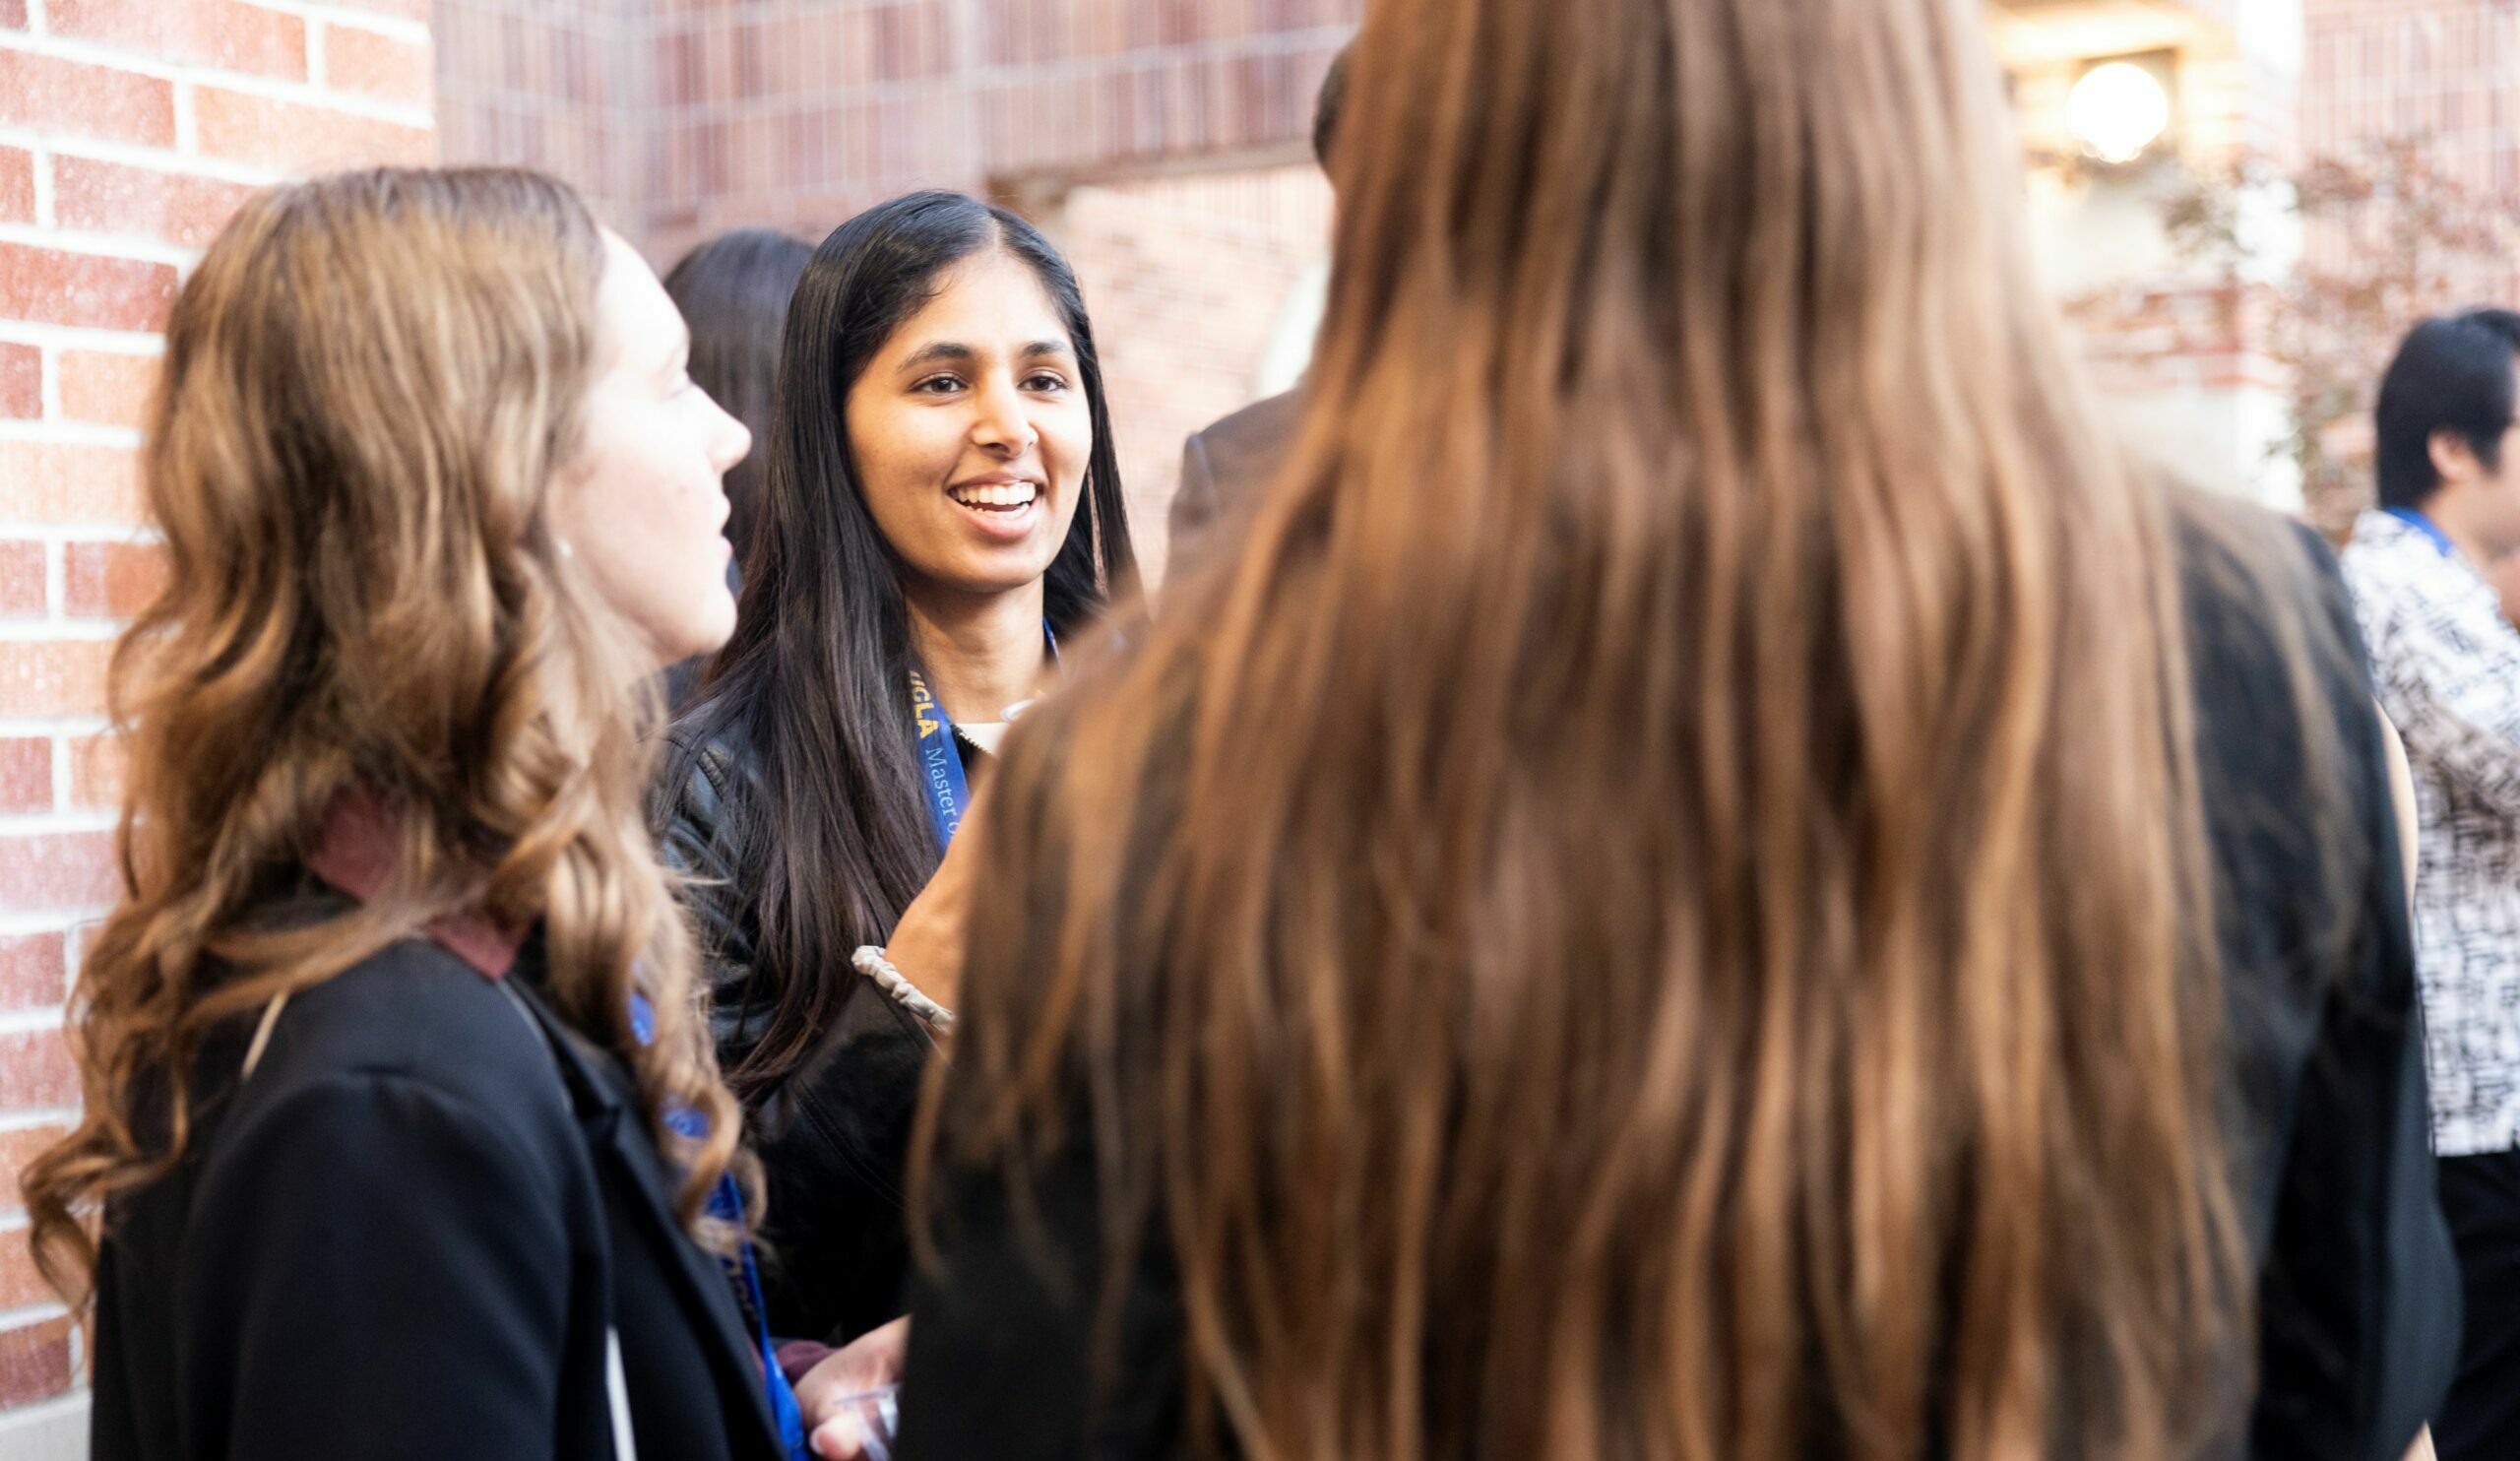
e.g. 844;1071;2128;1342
2066;61;2172;165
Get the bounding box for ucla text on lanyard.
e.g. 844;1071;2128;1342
906;619;1059;853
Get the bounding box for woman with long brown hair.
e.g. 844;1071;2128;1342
17;167;830;1460
885;0;2461;1457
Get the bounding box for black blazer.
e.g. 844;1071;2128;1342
894;511;2462;1461
89;930;785;1461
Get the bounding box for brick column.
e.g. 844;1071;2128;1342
0;2;432;1454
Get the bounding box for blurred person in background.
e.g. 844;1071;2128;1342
8;166;886;1461
1166;43;1349;576
660;227;815;710
2340;307;2520;1461
886;0;2459;1457
656;190;1136;1357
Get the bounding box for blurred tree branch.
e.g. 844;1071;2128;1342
2134;138;2520;535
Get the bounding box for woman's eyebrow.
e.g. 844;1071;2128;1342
898;341;977;372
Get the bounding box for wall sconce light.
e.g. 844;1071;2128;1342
2066;53;2174;165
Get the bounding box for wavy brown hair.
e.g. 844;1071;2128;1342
22;167;750;1312
923;1;2319;1459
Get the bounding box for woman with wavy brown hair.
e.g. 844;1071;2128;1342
16;167;846;1461
886;0;2462;1458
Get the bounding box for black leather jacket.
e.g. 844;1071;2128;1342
656;726;936;1346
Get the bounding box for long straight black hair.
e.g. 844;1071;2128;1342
669;190;1135;1099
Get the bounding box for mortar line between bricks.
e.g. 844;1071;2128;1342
245;0;429;47
0;620;133;642
0;418;145;447
0;534;157;554
25;147;51;232
0;820;104;850
0;321;163;354
0;1302;67;1330
0;1108;78;1134
0;1392;89;1431
0;908;109;938
0;222;196;269
0;128;287;188
0;804;117;830
32;345;60;424
0;32;436;130
172;78;198;156
0;1005;65;1038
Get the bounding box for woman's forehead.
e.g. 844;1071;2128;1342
594;230;688;369
883;251;1071;356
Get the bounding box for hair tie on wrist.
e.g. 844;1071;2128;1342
852;945;954;1032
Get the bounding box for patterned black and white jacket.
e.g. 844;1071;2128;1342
2342;507;2520;1157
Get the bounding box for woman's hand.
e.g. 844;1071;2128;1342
793;1317;909;1459
883;801;985;1012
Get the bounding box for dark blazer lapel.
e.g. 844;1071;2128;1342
504;978;784;1455
299;785;782;1453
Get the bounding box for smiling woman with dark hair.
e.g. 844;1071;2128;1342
656;189;1135;1350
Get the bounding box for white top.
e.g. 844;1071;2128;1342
2343;509;2520;1156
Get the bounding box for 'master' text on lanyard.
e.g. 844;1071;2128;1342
906;619;1060;853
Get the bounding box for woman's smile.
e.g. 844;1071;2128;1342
945;474;1045;540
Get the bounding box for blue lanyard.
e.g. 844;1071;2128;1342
907;619;1060;854
2386;506;2458;558
631;994;811;1461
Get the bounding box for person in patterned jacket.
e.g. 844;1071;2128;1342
2342;307;2520;1461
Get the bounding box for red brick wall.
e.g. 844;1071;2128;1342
434;0;642;229
2063;278;2272;397
634;0;1355;262
2302;0;2520;299
0;1;432;1448
2305;0;2520;183
433;1;1357;584
1049;164;1330;581
432;0;1356;262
